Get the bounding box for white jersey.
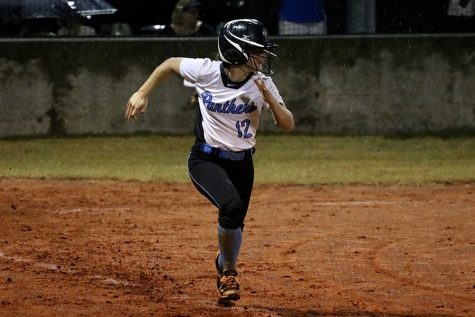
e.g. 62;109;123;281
179;58;284;151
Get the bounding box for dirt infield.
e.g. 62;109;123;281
0;178;474;317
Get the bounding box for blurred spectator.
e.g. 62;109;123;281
446;0;475;32
447;0;474;17
141;0;214;36
57;15;97;37
278;0;327;35
99;22;132;36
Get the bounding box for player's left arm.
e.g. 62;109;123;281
254;79;294;132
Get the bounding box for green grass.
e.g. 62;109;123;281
254;135;475;184
1;135;474;185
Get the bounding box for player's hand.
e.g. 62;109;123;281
254;78;273;105
126;91;149;121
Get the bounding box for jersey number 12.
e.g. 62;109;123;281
236;120;252;138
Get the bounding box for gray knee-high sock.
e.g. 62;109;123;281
217;224;242;274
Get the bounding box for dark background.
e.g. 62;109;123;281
105;0;474;35
0;0;474;36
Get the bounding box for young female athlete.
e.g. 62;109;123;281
125;19;294;301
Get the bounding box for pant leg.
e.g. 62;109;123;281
226;158;254;225
188;153;254;229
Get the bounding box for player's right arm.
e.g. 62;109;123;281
126;57;183;120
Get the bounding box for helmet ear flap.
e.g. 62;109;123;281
224;49;246;65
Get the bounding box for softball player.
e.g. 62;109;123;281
126;19;294;301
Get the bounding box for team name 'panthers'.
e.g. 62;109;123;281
201;91;257;114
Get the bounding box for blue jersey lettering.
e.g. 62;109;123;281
201;91;257;114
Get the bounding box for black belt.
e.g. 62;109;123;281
193;143;254;161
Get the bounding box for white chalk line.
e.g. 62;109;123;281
313;200;410;206
0;251;135;287
55;201;409;213
54;202;407;213
54;207;132;214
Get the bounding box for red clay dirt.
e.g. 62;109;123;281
0;178;474;317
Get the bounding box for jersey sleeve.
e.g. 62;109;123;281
179;58;214;86
263;77;284;104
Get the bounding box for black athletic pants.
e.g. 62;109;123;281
188;145;254;230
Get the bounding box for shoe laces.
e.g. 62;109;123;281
220;275;239;290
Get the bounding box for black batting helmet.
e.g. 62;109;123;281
218;19;277;74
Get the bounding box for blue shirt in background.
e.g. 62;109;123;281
279;0;327;23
